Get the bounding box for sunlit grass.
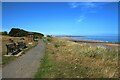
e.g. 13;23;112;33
35;37;118;78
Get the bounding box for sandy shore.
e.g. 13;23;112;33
55;36;72;40
56;36;119;47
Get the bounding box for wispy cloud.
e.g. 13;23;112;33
70;2;96;9
77;15;86;22
83;2;96;8
69;2;103;23
69;2;98;16
70;2;79;8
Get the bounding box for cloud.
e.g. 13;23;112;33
69;2;103;23
70;2;79;8
83;2;96;8
77;15;86;22
70;2;97;9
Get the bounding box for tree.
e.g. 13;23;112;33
9;28;28;37
9;28;44;38
2;31;8;35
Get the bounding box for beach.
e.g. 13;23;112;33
56;36;119;48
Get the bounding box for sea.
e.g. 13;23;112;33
71;36;119;43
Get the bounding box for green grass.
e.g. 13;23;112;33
2;56;16;65
35;53;53;78
35;37;118;78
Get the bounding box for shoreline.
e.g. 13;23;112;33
56;36;120;47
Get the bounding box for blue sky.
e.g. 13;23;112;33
2;2;118;36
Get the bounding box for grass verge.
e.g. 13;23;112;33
35;53;54;78
35;37;118;78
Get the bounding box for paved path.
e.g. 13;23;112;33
2;39;46;78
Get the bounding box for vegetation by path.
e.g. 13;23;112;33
35;37;118;78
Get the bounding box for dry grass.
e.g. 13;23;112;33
35;37;118;78
1;35;38;65
1;35;28;55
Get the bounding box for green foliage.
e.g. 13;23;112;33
33;32;44;39
54;44;60;48
47;35;52;37
9;28;44;38
9;28;28;37
47;37;52;42
2;31;8;35
2;56;16;65
35;53;55;78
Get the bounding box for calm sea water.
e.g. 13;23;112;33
71;36;119;43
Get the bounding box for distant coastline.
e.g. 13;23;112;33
55;36;118;43
55;36;85;37
55;36;119;47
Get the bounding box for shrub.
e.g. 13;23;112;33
47;35;52;37
2;31;8;35
54;44;60;48
47;37;52;42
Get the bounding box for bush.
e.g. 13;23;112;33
47;37;52;42
54;44;60;48
2;31;8;35
47;35;52;37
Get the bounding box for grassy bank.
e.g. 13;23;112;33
35;37;118;78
